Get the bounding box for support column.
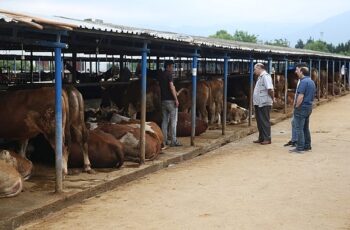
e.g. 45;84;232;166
222;54;229;135
72;51;77;83
191;50;199;146
248;57;254;126
140;43;149;163
332;60;335;96
284;58;288;114
326;60;329;98
54;35;63;193
317;59;321;101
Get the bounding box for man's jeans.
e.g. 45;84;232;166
291;115;297;142
161;100;178;145
293;106;312;151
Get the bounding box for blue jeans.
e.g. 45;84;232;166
291;115;297;142
161;100;178;145
293;106;312;151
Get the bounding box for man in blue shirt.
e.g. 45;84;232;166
289;63;316;153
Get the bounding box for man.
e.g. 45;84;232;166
253;63;275;145
284;77;301;147
159;60;182;147
289;63;316;153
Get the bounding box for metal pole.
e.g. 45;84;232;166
54;35;63;193
140;43;148;164
191;50;198;146
156;56;160;71
344;60;347;91
284;58;288;114
248;58;254;126
318;59;321;101
326;60;329;98
339;60;341;93
332;60;335;96
30;51;33;83
222;54;229;135
268;57;272;74
14;57;16;78
72;51;77;83
348;61;350;91
38;58;41;82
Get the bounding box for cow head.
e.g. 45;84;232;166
226;102;249;124
177;88;191;112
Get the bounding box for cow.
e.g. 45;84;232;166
177;80;212;124
0;160;23;198
226;102;249;125
0;87;70;174
273;74;285;100
207;78;224;124
176;112;208;137
69;129;124;168
0;150;33;180
95;122;163;161
64;86;92;173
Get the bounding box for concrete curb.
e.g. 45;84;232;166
1;94;348;230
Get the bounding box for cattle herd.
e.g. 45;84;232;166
0;63;347;198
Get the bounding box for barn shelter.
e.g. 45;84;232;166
1;9;350;194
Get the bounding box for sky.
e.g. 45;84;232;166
2;0;350;44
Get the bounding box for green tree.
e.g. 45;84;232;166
265;38;290;47
209;30;233;40
232;30;258;43
295;39;304;49
304;39;329;52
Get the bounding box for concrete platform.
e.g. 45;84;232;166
0;94;346;230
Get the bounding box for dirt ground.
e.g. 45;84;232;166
19;95;350;230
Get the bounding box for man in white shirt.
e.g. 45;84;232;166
252;63;275;145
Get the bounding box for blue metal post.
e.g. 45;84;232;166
248;58;254;126
348;61;350;91
326;60;329;98
339;60;342;94
222;54;229;135
317;59;321;100
191;50;198;146
284;58;288;114
140;42;148;163
344;60;347;90
268;57;272;74
332;60;335;96
38;57;41;82
54;35;63;193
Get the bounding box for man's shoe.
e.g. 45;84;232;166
170;142;182;147
284;140;296;147
304;146;312;151
253;140;263;143
260;140;271;145
289;148;304;154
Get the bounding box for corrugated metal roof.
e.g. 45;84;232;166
0;10;349;59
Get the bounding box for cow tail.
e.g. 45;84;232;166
62;90;71;153
115;142;124;168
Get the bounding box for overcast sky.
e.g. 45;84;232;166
2;0;350;42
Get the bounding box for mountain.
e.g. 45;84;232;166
288;10;350;46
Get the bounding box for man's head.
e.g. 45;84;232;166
164;60;175;72
295;63;309;78
254;63;266;76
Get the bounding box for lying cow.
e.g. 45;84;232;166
0;150;33;180
95;122;163;161
0;151;24;198
69;129;124;168
226;102;249;125
176;112;208;137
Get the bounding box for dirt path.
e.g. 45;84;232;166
20;95;350;230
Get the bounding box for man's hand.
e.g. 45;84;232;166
175;99;179;108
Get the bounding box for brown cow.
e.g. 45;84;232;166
64;86;92;173
207;78;224;124
69;129;124;168
176;112;208;137
0;87;70;174
0;150;33;180
96;122;162;161
0;160;23;198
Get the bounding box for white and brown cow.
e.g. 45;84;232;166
226;102;249;125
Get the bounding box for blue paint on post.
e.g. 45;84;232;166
332;60;335;96
268;57;272;74
326;60;329;98
318;59;321;100
248;58;254;126
191;50;198;146
140;42;148;163
284;58;288;114
54;44;63;193
222;54;229;135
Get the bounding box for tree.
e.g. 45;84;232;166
232;30;258;43
265;38;290;47
304;39;329;52
209;30;233;40
209;29;258;43
295;39;304;49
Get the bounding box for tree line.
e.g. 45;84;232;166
209;30;350;56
